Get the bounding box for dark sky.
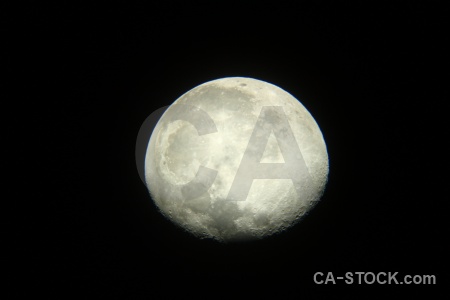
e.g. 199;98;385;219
6;1;448;298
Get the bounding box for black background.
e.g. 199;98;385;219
6;1;448;298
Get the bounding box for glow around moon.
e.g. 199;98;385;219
145;77;328;242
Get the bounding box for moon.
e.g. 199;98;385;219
145;77;328;242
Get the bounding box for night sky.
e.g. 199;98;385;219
6;1;448;298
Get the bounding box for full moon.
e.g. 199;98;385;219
145;77;328;242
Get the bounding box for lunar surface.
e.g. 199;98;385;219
145;77;328;242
